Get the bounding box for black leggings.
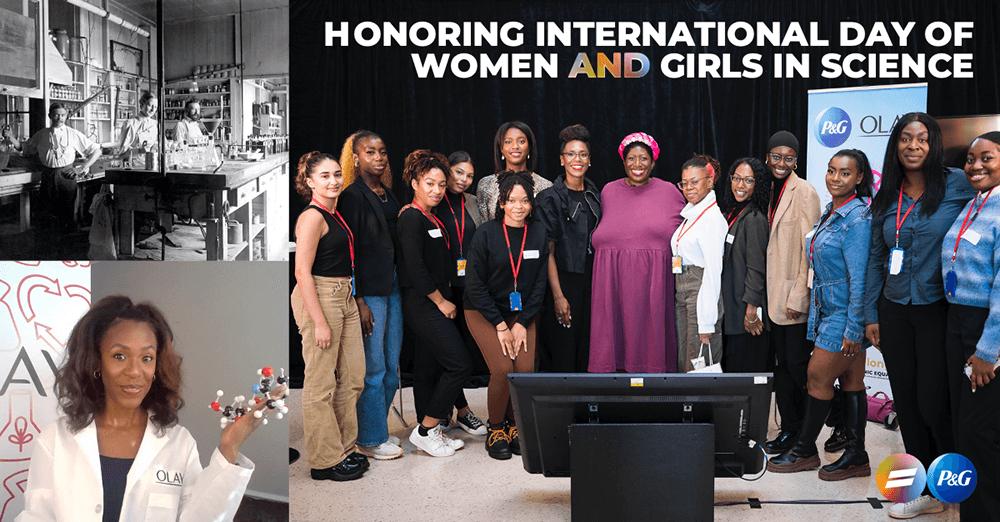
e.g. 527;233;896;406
404;291;472;422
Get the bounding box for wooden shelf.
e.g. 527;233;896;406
251;223;266;239
165;91;230;97
50;97;83;102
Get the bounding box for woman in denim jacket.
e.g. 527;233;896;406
768;149;872;482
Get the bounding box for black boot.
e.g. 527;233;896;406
824;386;849;452
767;395;830;473
819;390;871;481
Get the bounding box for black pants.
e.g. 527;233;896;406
41;166;80;223
771;322;810;432
539;265;592;372
722;332;771;373
878;298;953;471
945;304;1000;521
403;291;472;422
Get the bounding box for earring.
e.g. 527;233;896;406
501;155;505;161
93;370;101;379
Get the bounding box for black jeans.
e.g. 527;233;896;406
878;298;953;470
539;265;592;372
945;304;999;521
722;331;772;373
771;322;810;432
403;291;472;422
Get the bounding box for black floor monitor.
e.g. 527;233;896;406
509;373;773;478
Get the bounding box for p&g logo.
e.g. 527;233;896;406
815;106;852;148
927;453;977;503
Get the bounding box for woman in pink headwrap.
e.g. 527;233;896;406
588;132;687;372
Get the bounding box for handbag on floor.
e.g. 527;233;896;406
866;391;898;430
690;342;722;373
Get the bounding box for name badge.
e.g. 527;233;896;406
428;228;443;238
524;249;540;259
509;291;522;311
456;258;467;277
964;228;981;246
672;256;683;274
726;234;735;244
889;248;904;276
807;268;814;289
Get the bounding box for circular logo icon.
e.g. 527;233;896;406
876;453;927;503
928;453;977;503
814;106;852;148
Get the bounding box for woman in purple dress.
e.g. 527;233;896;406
589;132;686;372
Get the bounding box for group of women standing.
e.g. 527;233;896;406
291;115;1000;521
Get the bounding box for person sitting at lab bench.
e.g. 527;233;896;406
2;102;101;226
17;296;279;521
174;100;206;145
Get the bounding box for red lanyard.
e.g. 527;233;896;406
444;193;466;255
311;198;355;270
950;189;992;263
894;189;922;247
675;201;717;244
502;222;529;291
413;202;451;250
768;178;789;226
726;205;748;229
809;194;857;262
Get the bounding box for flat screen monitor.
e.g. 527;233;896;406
509;373;773;478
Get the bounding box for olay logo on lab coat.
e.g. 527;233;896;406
155;468;184;486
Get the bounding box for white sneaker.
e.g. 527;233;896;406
357;441;403;460
440;430;465;450
409;425;456;457
388;435;401;446
455;410;488;436
888;495;945;519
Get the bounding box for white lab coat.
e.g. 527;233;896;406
16;415;253;522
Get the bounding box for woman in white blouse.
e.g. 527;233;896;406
671;154;729;371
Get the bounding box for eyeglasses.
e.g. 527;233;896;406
768;153;797;164
677;177;707;190
732;176;756;186
562;152;590;161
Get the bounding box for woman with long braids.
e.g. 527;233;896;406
338;130;405;461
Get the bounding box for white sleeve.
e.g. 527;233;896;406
15;432;56;521
695;215;727;334
70;128;100;157
177;446;254;522
175;121;188;143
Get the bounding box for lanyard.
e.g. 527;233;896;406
413;202;451;250
768;178;789;226
675;201;717;246
809;194;857;262
894;189;922;247
311;198;355;271
444;193;466;255
950;189;992;263
726;205;748;229
502;222;529;291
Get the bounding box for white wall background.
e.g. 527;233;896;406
91;261;288;502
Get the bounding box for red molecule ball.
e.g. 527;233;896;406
261;366;273;377
210;401;221;412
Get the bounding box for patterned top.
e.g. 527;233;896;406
475;171;552;221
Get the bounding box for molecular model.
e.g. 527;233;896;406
209;366;289;429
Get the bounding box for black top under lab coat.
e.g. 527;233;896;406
464;218;549;327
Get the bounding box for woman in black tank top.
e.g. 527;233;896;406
291;151;368;481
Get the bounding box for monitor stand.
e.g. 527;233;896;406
569;423;714;521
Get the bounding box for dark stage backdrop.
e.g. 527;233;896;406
287;0;1000;384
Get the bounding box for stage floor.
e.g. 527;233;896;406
288;387;958;521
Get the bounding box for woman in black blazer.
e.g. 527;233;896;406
719;157;772;372
337;130;405;460
465;173;548;460
397;150;473;458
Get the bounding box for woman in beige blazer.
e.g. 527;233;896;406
762;131;821;455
